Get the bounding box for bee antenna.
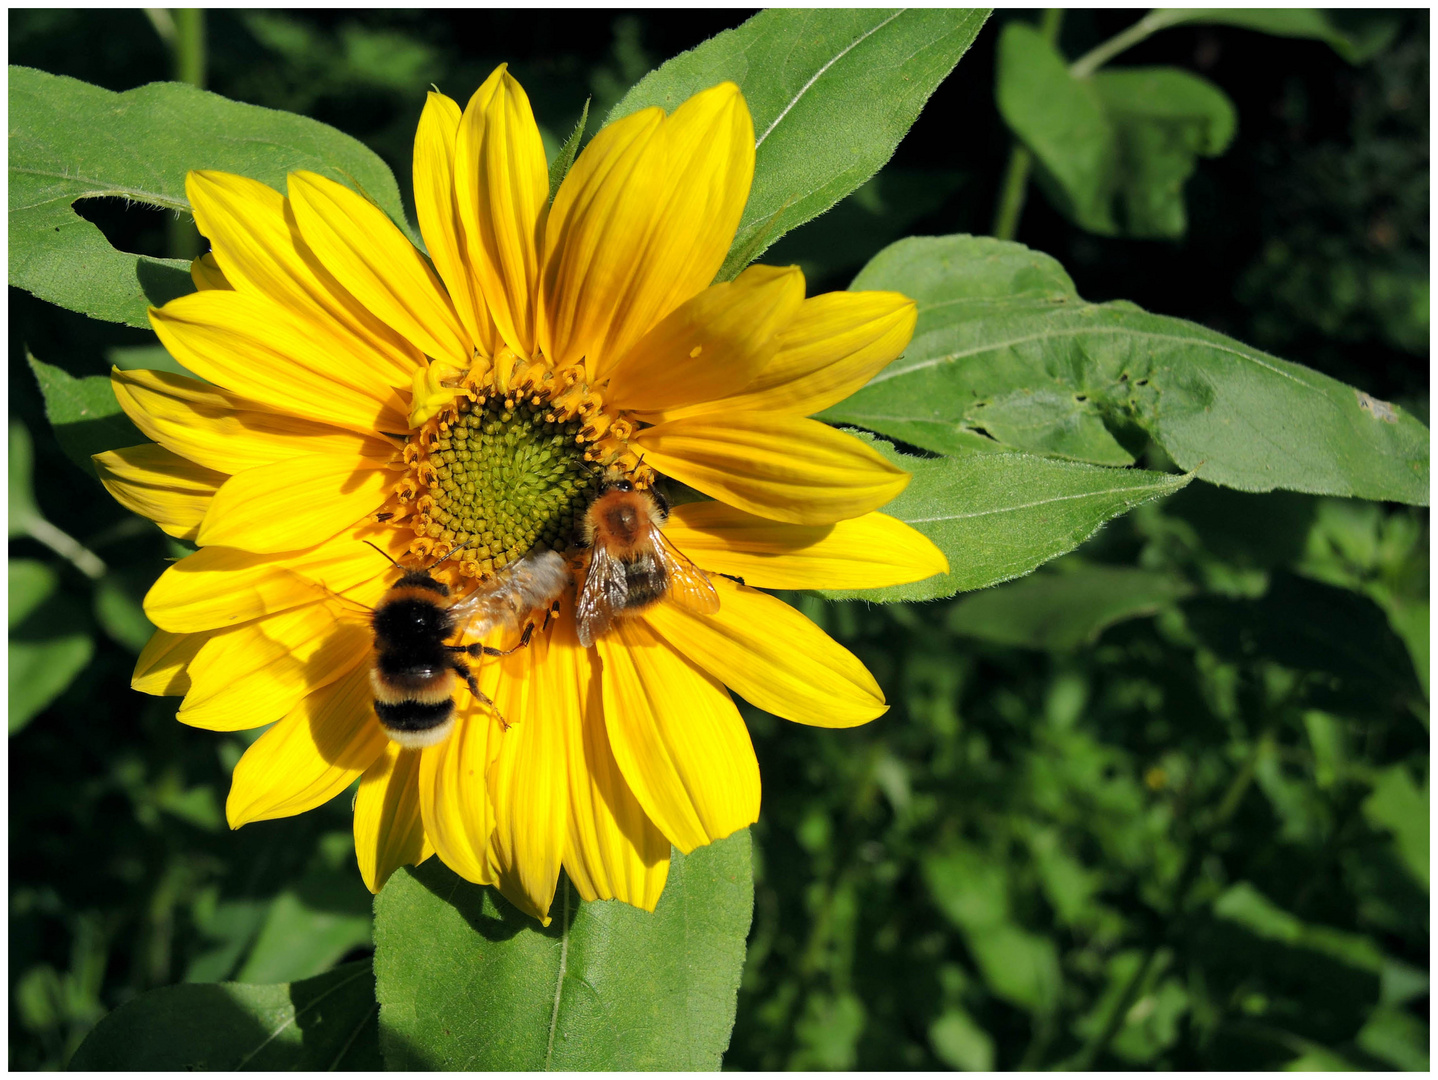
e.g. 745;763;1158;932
363;540;402;568
429;540;472;570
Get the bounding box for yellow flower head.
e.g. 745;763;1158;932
95;66;948;922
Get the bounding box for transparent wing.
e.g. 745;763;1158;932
575;547;629;648
448;580;501;642
653;529;720;616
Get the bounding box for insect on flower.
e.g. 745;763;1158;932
369;544;569;746
574;479;720;648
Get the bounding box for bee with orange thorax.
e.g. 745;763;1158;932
370;547;568;747
574;480;719;648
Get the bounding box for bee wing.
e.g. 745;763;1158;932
447;583;501;641
575;546;629;648
652;528;720;616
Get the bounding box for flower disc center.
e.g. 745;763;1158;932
423;397;594;570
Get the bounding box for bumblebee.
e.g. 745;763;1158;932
573;480;719;648
370;546;568;746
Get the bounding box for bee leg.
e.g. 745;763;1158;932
542;600;560;631
451;659;510;729
713;571;747;587
484;620;538;659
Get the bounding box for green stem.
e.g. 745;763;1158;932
990;9;1064;241
24;516;107;580
171;9;206;88
1068;8;1198;79
147;9;206;260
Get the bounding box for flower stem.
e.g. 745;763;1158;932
24;515;107;580
990;8;1064;241
1068;8;1198;79
147;8;206;260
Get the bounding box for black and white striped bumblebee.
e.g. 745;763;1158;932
369;545;568;747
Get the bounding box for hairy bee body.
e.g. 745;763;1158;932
370;548;568;746
574;481;719;648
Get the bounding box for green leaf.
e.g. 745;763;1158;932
996;24;1236;238
929;1007;995;1071
825;236;1430;505
1362;765;1429;889
9;559;93;735
9;419;41;538
67;959;381;1070
374;831;753;1070
548;97;590;202
27;353;141;472
1172;9;1398;64
824;435;1191;603
235;834;374;985
107;342;197;380
9;65;411;328
1212;882;1388;974
1355;1005;1430;1071
948;562;1194;650
1093;67;1237;238
608;9;990;280
94;567;158;653
996;22;1117;234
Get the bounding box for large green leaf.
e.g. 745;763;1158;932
27;354;141;473
948;561;1195;650
1172;9;1398;64
608;9;989;280
997;24;1235;238
9;65;411;328
824;235;1429;505
824;434;1191;603
1362;765;1429;890
67;960;381;1070
374;831;753;1070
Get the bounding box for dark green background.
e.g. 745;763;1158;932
9;9;1428;1070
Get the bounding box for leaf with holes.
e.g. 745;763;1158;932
609;9;990;280
9;65;411;328
66;959;381;1070
374;831;753;1070
823;235;1430;505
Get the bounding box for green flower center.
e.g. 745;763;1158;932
425;397;596;569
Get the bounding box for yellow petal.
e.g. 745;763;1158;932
595;619;759;854
633;414;910;526
647;578;886;729
190;251;232;291
418;670;505;886
177;603;371;731
112;367;394;476
132;628;206;696
414;90;499;357
197;454;396;554
664;503;948;590
355;742;434;894
604;265;805;412
487;627;567;923
186;170;420;385
661;290;916;419
555;612;670;910
145;532;395;633
541;83;754;374
93;444;226;541
226;662;386;826
150;289;410;435
287;170;472;366
455;65;549;357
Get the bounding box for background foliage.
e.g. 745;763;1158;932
9;8;1428;1071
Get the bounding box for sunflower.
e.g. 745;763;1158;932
94;66;948;922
